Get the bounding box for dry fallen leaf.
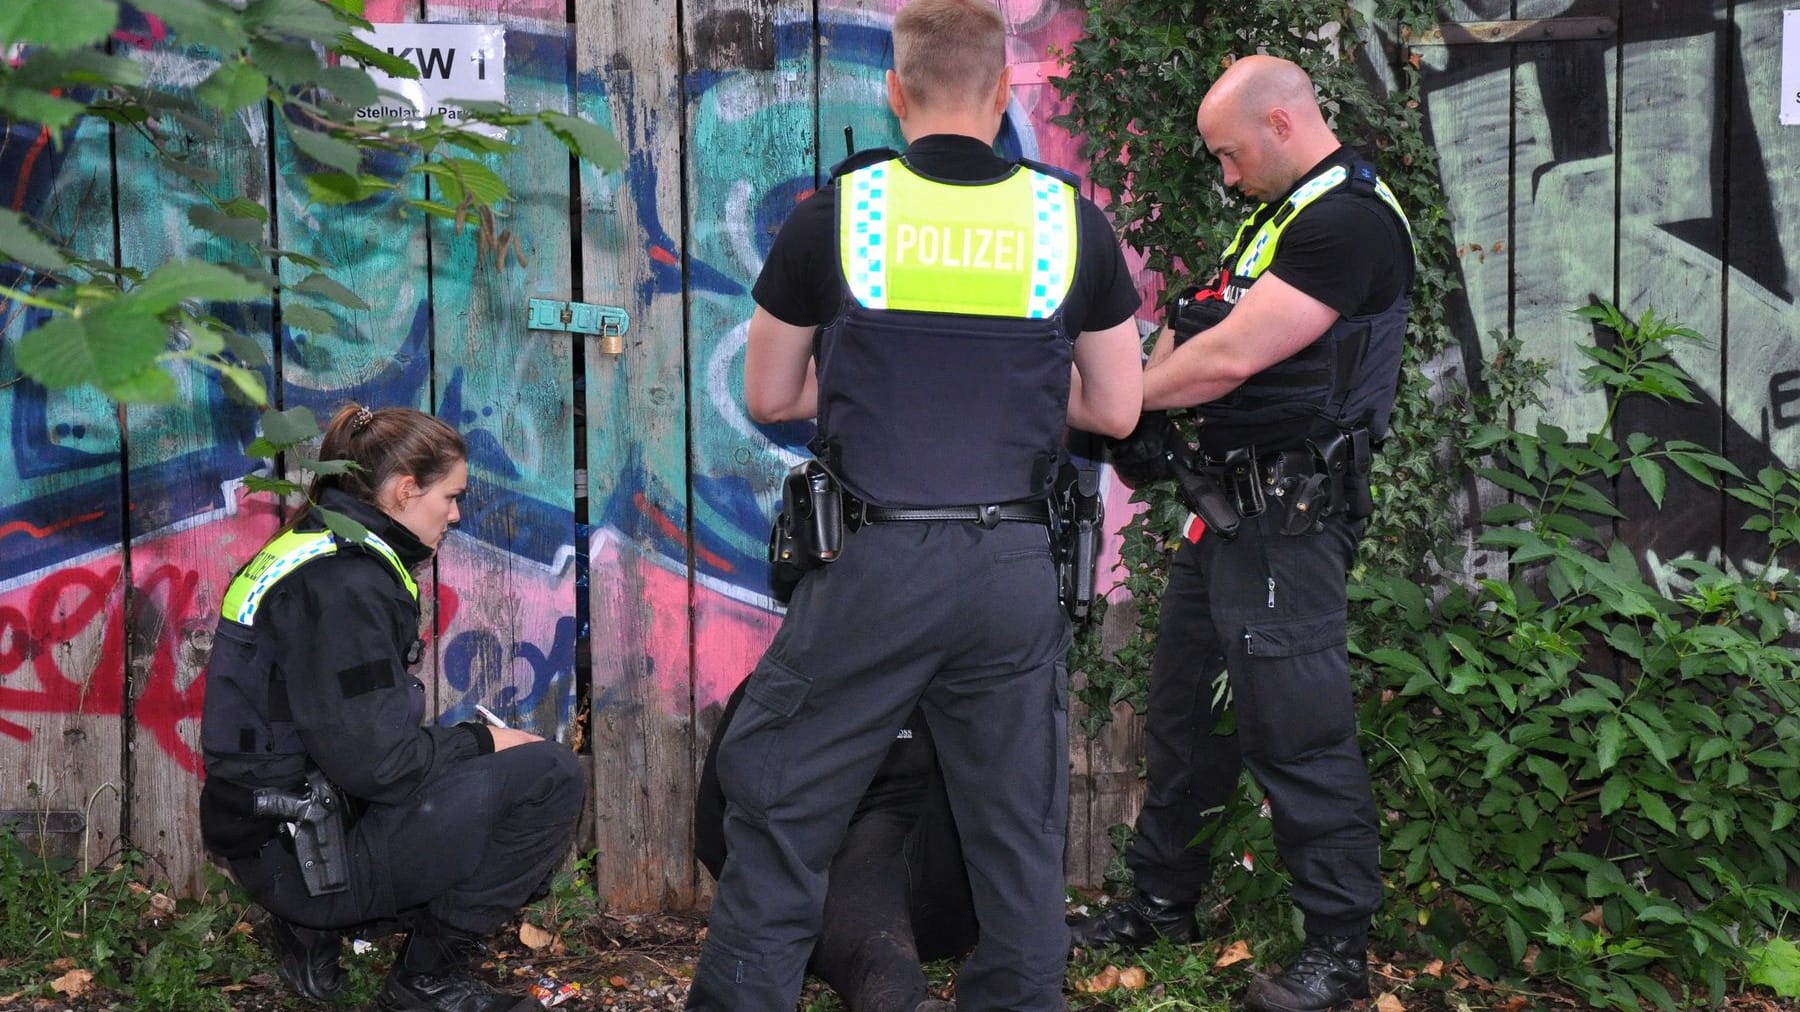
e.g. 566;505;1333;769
1077;965;1120;993
1421;958;1444;977
1117;966;1147;990
1375;993;1405;1012
1214;939;1253;969
518;921;554;950
51;968;93;998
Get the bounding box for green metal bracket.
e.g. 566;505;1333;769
527;298;630;337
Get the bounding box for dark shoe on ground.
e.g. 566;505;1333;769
1243;934;1371;1012
262;916;345;1002
915;1002;956;1011
374;966;541;1012
1068;889;1198;950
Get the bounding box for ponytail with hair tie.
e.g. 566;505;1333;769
351;406;375;433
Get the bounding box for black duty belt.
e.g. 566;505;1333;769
846;497;1052;530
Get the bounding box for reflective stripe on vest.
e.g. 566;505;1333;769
1222;165;1412;285
838;161;1078;319
220;529;418;625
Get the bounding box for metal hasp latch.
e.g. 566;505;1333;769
527;298;631;355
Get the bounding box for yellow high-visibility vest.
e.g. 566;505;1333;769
220;529;416;626
837;160;1079;319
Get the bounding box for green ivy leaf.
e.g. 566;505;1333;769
0;0;119;53
539;111;626;171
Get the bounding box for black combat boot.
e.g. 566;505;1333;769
262;915;345;1002
375;923;540;1012
1068;889;1198;950
1243;934;1370;1011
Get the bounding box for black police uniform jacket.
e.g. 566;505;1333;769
198;487;493;860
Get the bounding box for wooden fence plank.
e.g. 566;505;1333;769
1725;0;1800;564
1509;0;1618;437
113;42;278;895
1614;2;1726;577
269;8;440;698
0;112;127;872
421;2;580;744
576;0;701;911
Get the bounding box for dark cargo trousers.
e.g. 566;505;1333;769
1126;509;1381;937
688;520;1072;1012
228;741;585;938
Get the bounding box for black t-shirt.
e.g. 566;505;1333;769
1258;146;1413;317
752;134;1141;336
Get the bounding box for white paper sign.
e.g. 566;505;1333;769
1784;10;1800;125
353;23;506;135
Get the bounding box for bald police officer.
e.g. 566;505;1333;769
1070;55;1414;1012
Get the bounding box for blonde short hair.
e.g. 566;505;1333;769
892;0;1006;112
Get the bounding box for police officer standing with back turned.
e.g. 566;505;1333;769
685;0;1143;1007
1068;55;1414;1012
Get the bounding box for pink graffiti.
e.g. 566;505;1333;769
0;495;472;776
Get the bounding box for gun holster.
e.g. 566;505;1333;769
1169;454;1240;541
1307;428;1374;521
767;460;844;603
1053;463;1104;621
252;770;348;896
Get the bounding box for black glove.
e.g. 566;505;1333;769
1106;411;1179;489
1167;286;1232;346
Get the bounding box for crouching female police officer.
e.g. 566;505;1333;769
199;404;585;1012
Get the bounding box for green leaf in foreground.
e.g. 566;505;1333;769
1748;937;1800;998
0;0;119;53
258;405;320;447
0;207;71;271
539;111;626;170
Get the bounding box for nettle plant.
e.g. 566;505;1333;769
1206;304;1800;1008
